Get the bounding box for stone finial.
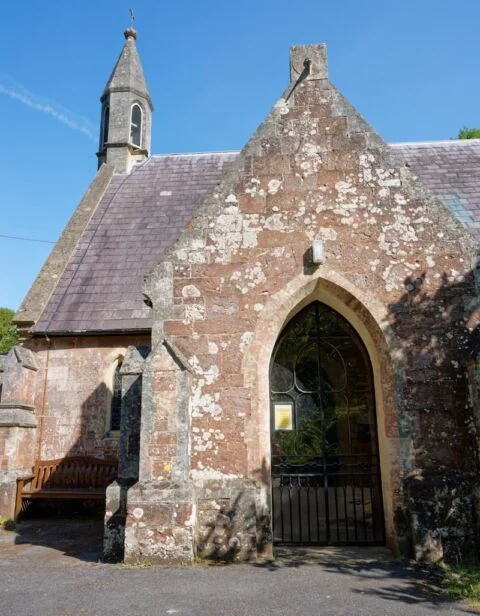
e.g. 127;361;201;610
290;43;328;82
124;27;137;40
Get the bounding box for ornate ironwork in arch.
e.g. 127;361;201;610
270;301;384;545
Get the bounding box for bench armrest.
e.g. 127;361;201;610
15;474;34;519
16;474;34;488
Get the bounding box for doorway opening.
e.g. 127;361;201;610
270;301;385;545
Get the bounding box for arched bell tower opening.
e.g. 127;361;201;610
269;300;385;546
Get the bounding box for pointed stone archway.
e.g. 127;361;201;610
243;270;406;555
269;300;385;545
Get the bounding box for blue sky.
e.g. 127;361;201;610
1;0;479;310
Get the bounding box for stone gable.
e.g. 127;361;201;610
138;44;478;562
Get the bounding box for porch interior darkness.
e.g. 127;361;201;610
270;301;385;545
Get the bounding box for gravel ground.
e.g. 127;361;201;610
0;519;476;616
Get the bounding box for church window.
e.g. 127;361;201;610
101;104;110;150
110;360;122;432
130;104;142;147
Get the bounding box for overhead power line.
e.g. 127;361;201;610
0;233;55;244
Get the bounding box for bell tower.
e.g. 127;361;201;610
97;27;153;173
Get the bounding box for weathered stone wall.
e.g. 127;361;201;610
24;334;149;460
104;344;149;562
122;340;195;564
0;346;40;516
0;334;148;518
141;44;478;562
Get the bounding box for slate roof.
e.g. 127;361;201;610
33;152;237;334
391;139;480;239
33;140;480;335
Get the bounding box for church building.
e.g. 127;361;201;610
1;27;480;565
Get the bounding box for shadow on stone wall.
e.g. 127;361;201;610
387;268;480;563
196;458;272;563
15;345;149;562
12;264;480;565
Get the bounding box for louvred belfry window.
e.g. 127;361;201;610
130;104;142;147
101;105;109;149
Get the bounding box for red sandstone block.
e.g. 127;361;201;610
281;173;318;192
220;349;243;374
251;155;289;176
194;316;255;335
172;265;192;279
190;264;241;279
256;230;305;249
164;320;192;336
236;195;266;215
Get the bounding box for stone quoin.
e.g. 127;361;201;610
2;28;480;565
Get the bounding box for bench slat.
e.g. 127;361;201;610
15;457;118;518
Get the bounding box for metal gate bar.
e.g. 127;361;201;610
272;454;385;546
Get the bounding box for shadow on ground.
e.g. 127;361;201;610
13;519;103;562
1;520;478;613
254;546;478;613
11;501;104;563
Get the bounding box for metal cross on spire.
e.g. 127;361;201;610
129;8;135;29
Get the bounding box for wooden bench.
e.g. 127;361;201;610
15;457;118;518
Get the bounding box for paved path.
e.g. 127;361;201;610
0;520;476;616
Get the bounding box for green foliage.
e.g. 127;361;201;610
443;564;480;606
457;126;480;140
0;516;15;531
0;307;18;354
274;417;327;456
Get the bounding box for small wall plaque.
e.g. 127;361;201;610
274;403;294;431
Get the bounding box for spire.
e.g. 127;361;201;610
97;27;153;173
102;28;152;106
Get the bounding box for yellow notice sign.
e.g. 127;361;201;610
274;403;293;431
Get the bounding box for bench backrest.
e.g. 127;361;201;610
31;457;118;491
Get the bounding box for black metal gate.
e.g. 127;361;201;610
272;454;384;544
270;302;385;546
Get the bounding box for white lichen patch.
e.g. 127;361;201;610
382;261;410;292
378;215;418;256
183;303;205;324
240;331;254;352
274;98;290;115
190;356;219;385
318;227;337;241
208;211;263;260
208;341;218;355
335;180;357;197
267;179;282;195
244;178;263;198
182;284;201;298
191;388;222;419
394;193;407;206
262;213;286;231
230;263;266;294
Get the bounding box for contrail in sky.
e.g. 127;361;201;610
0;76;97;142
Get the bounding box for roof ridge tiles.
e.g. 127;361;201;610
390;139;480;147
149;150;240;158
